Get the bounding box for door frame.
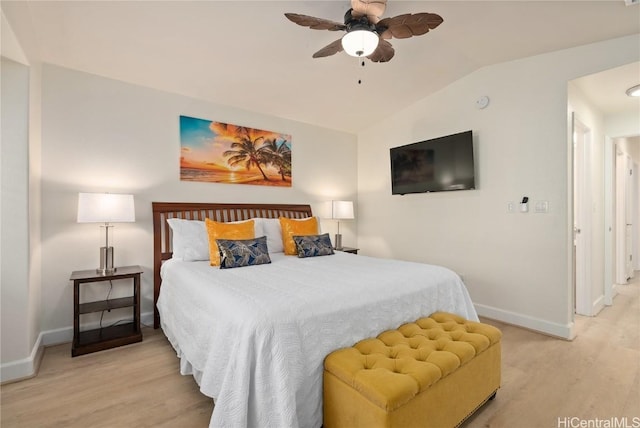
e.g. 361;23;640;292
604;137;614;305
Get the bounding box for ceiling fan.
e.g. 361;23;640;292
284;0;443;63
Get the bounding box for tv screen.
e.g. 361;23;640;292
390;130;475;195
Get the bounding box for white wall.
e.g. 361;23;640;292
0;10;28;65
357;35;640;338
1;15;44;382
1;58;31;365
39;64;358;333
28;61;43;363
606;112;640;141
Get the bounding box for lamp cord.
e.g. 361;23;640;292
98;279;134;330
99;280;114;329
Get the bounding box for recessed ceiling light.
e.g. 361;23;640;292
626;84;640;97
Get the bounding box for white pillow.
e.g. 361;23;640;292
167;218;263;261
166;218;208;261
252;218;284;253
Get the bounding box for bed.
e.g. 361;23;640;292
152;202;478;428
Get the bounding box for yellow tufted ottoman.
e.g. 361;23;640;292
323;312;502;428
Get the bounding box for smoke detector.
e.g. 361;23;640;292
625;0;639;5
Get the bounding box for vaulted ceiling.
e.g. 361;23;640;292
2;1;639;133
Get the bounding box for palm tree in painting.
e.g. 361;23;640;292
259;138;291;181
223;135;270;180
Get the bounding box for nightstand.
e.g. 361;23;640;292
71;265;143;357
336;247;359;255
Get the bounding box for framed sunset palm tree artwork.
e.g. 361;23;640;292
179;115;292;187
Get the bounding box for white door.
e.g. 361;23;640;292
634;162;640;272
624;156;634;280
573;115;592;316
616;150;634;284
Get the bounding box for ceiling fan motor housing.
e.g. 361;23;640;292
344;8;378;33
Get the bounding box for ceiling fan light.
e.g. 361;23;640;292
626;84;640;97
342;30;379;57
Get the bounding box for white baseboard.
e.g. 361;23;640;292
592;295;606;316
1;332;44;383
612;282;620;299
141;311;154;328
475;303;576;340
1;311;155;384
41;326;73;346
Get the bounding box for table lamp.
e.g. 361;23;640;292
77;192;135;275
331;200;354;250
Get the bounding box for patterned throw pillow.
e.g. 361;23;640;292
292;233;335;258
216;236;271;269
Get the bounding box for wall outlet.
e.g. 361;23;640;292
507;201;515;213
534;200;549;213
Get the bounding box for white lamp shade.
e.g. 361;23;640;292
341;30;379;57
331;200;355;220
77;193;135;223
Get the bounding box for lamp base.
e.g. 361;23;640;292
97;246;116;276
334;234;343;250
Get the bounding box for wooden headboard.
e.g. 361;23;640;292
152;202;313;328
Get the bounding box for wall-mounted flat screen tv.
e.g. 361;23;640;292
390;130;475;195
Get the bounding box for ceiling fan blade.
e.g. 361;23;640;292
350;0;387;24
377;13;443;39
284;13;346;31
367;38;395;62
312;38;344;58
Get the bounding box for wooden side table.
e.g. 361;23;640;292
71;265;143;357
336;247;359;254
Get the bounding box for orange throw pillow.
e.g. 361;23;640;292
205;219;255;266
279;217;319;255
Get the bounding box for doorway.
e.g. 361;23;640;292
569;62;640;323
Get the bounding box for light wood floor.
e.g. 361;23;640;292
2;277;638;428
463;274;640;427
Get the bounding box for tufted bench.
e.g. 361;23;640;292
323;312;502;428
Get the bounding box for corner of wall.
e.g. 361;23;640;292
0;333;43;384
0;9;29;65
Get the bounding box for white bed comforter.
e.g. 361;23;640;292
157;252;477;428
